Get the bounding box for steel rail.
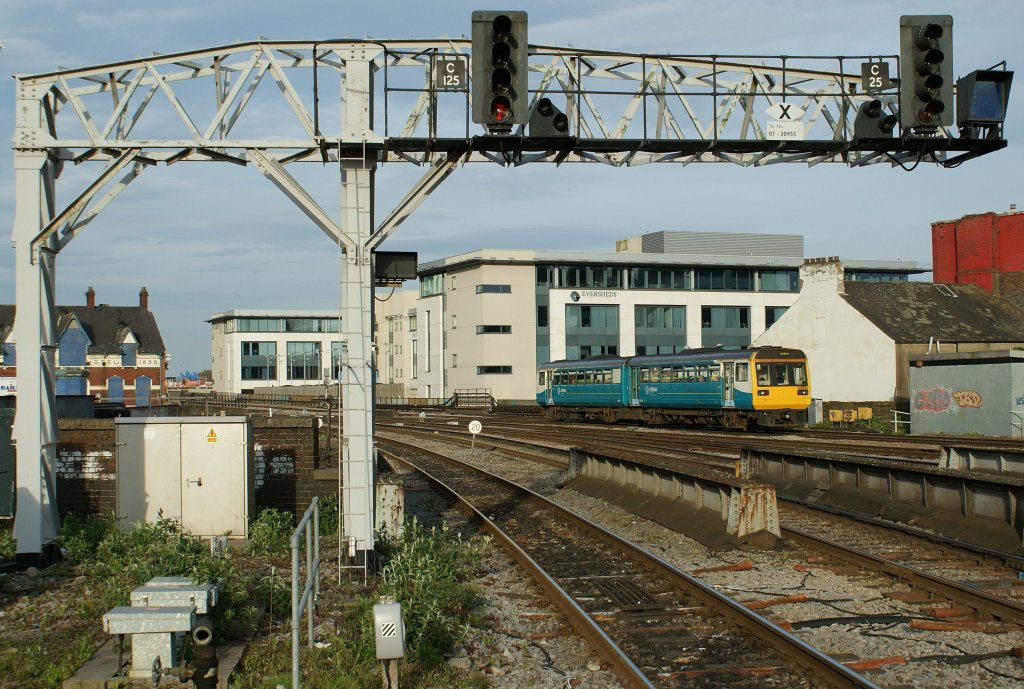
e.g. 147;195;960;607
379;438;882;689
780;525;1024;625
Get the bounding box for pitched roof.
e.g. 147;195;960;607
841;282;1024;343
0;304;166;355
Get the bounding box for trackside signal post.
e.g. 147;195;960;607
10;13;1012;564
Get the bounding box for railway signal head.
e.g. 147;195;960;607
899;15;954;130
472;10;529;131
853;99;898;138
529;97;570;136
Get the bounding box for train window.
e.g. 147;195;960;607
684;366;696;382
772;364;790;385
662;366;673;381
756;363;771;385
696;366;708;382
672;367;684;382
710;368;721;382
736;363;749;382
612;369;621;384
793;363;807;385
650;368;661;382
538;372;545;386
568;372;578;385
639;368;651;382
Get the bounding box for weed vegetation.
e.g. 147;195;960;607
0;509;492;689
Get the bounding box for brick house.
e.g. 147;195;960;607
0;287;168;406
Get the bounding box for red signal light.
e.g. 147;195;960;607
490;98;512;122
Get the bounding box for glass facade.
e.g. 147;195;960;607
287;342;321;380
234;317;339;333
241;341;276;380
629;267;691;290
565;305;619;359
845;271;909;282
765;306;789;328
558;265;623;288
700;306;750;347
759;270;799;292
695;268;755;291
634;306;687;355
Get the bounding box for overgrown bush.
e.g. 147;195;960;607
0;525;15;559
374;519;488;665
58;514;258;639
318;493;339;536
247;508;294;556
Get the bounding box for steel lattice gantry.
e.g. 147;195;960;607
10;39;1006;562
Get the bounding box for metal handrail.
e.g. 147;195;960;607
291;497;321;689
1011;411;1024;438
891;410;911;434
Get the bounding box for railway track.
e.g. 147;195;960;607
378;436;882;689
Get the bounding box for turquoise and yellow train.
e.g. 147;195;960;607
536;346;810;429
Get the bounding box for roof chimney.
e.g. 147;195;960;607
86;286;96;307
139;287;149;310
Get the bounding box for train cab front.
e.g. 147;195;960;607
750;348;811;427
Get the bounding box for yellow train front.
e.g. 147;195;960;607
745;347;811;427
537;346;811;429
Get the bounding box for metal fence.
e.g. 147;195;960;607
291;497;321;689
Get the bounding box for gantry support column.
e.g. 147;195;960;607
338;46;384;560
340;160;375;557
11;146;61;564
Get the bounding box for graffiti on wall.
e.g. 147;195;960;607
913;385;983;413
1016;394;1024;406
253;442;295;489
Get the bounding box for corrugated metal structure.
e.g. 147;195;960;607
635;231;804;257
932;211;1024;296
908;350;1024;437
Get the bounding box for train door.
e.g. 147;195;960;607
629;367;640;405
538;370;553;404
722;362;735;407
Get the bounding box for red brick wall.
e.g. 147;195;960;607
932;212;1024;295
252;417;337;519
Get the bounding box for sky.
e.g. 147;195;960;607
1;1;1022;373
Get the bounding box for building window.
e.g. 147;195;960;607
629;267;691;290
236;318;282;332
411;339;418;379
476;284;512;294
537;305;548;328
283;318;339;333
409;312;417;332
845;271;908;282
452;353;458;368
241;341;277;380
700;306;750;347
331;341;346;379
477;365;512;374
451;276;457;290
759;270;799;292
634;306;686;355
558;265;623;289
121;342;138;366
695;268;755;291
536;264;554;286
765;306;789;328
287;342;321;380
420;274;444;297
452;315;457;329
565;305;619;360
476;325;512;334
